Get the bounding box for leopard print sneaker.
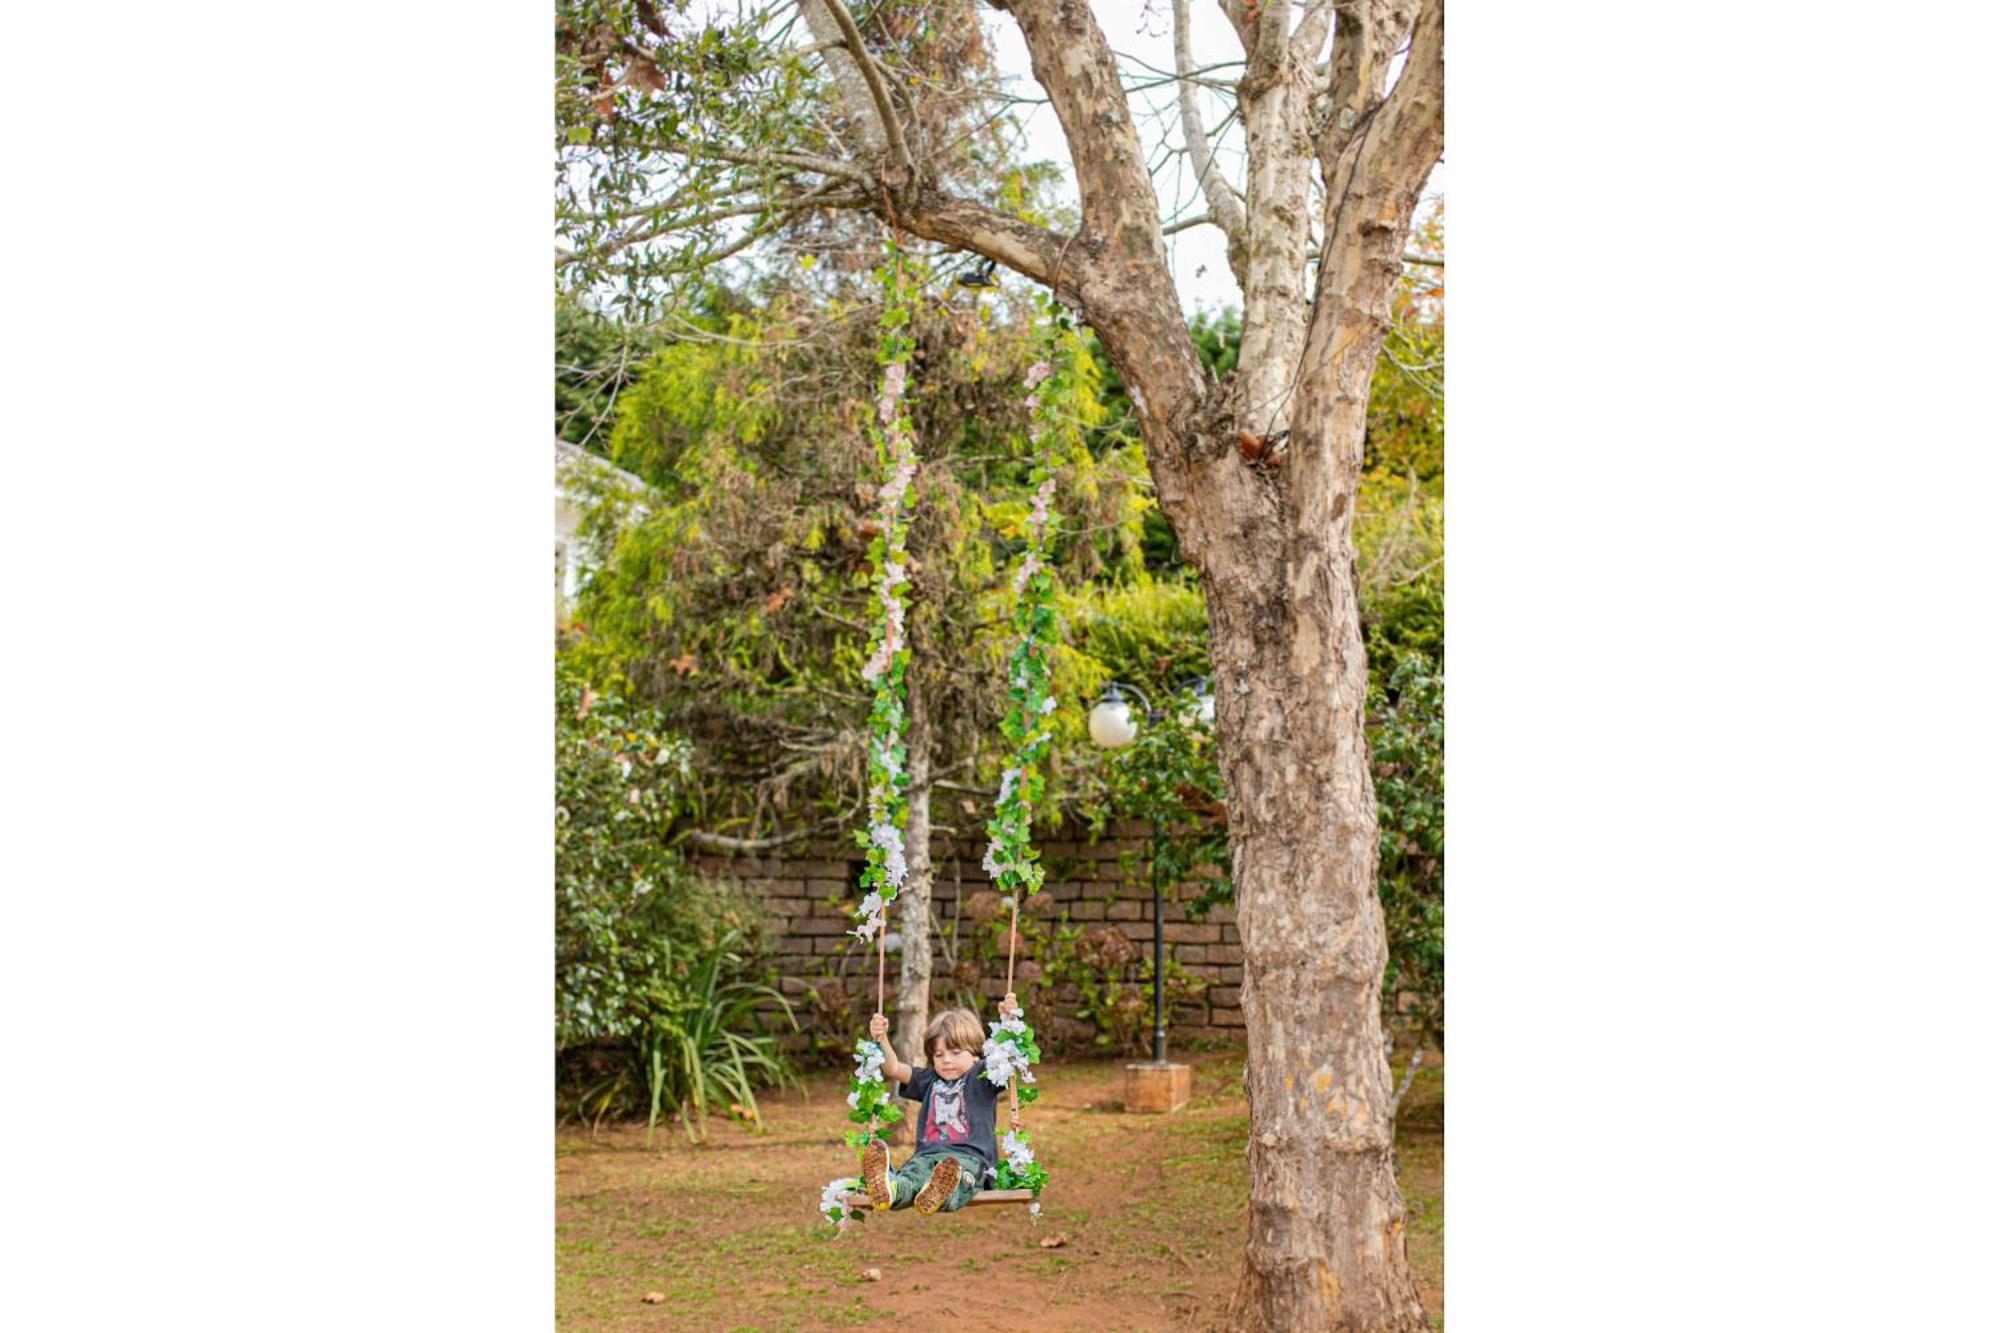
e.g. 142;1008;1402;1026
912;1154;962;1215
862;1140;893;1211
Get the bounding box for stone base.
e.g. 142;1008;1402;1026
1123;1061;1191;1114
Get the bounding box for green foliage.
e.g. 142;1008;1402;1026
1371;655;1444;1049
635;930;798;1143
555;293;656;448
1039;925;1207;1058
1065;576;1230;910
555;658;796;1135
980;296;1071;907
604;313;776;496
994;1155;1049;1194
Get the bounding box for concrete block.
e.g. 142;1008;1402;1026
1122;1061;1192;1113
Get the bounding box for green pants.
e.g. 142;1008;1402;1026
888;1148;988;1213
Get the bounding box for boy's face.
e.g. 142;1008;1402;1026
931;1042;978;1080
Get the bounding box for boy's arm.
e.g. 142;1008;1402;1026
868;1012;914;1085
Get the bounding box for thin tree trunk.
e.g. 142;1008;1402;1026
893;657;935;1149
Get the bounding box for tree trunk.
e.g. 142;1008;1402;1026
1201;403;1428;1331
893;658;936;1124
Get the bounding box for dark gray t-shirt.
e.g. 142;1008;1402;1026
899;1060;1004;1174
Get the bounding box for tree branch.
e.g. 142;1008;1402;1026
891;184;1093;305
679;803;858;852
995;0;1178;271
1293;0;1338;63
793;0;889;161
810;0;917;181
1319;0;1423;176
1344;0;1442;207
1173;0;1247;282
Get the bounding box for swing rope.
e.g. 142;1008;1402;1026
1004;894;1021;1136
827;261;1067;1227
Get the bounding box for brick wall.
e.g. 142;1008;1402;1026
692;817;1246;1051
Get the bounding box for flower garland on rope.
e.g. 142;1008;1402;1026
851;244;920;949
819;244;919;1233
978;297;1074;1209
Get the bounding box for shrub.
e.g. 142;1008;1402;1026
556;658;794;1134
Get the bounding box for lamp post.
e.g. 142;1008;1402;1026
1089;678;1214;1077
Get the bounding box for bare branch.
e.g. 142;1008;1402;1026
680;804;858;852
1320;0;1422;174
1293;0;1338;63
996;0;1176;271
892;185;1090;304
1173;0;1247;279
1344;0;1442;205
558;185;868;266
1389;1047;1425;1116
809;0;917;180
792;0;889;160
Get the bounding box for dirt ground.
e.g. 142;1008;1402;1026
556;1046;1443;1331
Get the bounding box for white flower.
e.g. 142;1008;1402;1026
1029;1201;1041;1218
997;767;1020;803
1024;360;1052;390
1001;1130;1036;1171
820;1175;860;1226
1039;695;1057;716
851;889;887;941
981;844;1005;879
869;823;908;889
982;1039;1024;1085
846;1090;860;1110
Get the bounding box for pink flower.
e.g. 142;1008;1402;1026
876;362;907;425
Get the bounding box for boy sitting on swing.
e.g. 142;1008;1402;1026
862;992;1020;1214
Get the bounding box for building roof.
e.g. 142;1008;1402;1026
555;437;649;494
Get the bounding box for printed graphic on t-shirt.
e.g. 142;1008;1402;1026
924;1076;970;1145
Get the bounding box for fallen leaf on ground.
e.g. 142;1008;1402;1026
1039;1233;1068;1248
641;1291;666;1304
863;1267;883;1282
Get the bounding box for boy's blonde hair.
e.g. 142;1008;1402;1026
925;1009;984;1062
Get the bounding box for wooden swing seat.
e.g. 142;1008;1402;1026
842;1188;1036;1211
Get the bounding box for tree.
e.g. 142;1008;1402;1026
563;277;1143;1085
556;2;1444;1324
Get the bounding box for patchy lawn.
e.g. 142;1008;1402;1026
556;1046;1443;1331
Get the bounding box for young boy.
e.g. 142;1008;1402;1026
862;992;1020;1214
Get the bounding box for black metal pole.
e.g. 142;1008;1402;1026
1152;811;1166;1064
